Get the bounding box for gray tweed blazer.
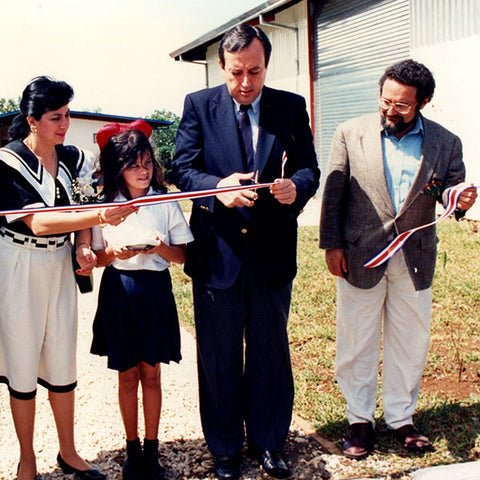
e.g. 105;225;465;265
319;112;466;290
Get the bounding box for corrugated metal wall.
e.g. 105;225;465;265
312;0;410;178
412;0;480;46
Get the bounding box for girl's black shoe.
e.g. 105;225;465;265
143;439;166;480
123;438;144;480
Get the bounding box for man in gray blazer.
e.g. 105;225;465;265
320;59;476;459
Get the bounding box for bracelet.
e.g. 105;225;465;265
97;209;106;228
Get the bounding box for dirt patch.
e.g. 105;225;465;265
422;373;480;399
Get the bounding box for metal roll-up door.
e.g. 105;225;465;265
312;0;410;183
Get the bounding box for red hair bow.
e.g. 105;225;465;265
96;119;153;151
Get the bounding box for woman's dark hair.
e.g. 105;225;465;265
379;59;436;105
99;129;166;201
9;76;74;140
219;23;272;68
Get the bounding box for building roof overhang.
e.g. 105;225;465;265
0;110;172;128
169;0;301;62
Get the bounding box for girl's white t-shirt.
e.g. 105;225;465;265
91;187;193;271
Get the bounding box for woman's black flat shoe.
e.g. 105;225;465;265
57;453;106;480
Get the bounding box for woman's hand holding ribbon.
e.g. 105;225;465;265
102;205;138;226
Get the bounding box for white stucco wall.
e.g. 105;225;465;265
65;118;106;156
412;35;480;219
204;0;312;116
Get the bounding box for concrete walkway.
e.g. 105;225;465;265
413;462;480;480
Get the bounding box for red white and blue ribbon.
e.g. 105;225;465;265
364;183;478;268
0;182;274;217
281;151;288;178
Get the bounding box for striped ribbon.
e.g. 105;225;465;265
0;182;274;217
281;151;288;178
364;183;478;268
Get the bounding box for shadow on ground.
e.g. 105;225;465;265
36;430;331;479
312;401;480;479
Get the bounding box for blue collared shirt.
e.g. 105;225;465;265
382;116;424;213
233;92;262;159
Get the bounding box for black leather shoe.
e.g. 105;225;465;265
57;453;106;480
259;450;290;479
214;453;241;480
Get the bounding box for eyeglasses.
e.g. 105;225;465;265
379;98;416;115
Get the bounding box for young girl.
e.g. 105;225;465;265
89;121;193;480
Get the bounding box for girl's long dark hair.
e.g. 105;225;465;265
9;76;74;140
99;129;166;201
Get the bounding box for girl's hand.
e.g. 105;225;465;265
144;237;187;264
101;205;138;226
112;246;140;260
142;238;163;255
76;243;97;275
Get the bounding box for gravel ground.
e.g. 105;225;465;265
0;267;415;480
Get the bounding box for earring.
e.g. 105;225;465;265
30;125;38;133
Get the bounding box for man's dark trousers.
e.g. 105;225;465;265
193;258;294;457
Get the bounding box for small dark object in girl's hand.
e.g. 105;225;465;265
125;244;155;251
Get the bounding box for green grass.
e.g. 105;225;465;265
170;218;480;475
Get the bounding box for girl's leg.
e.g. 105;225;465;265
140;362;165;480
10;396;37;480
118;366;141;440
119;366;143;480
139;362;162;440
49;390;93;471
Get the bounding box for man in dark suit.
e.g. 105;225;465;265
320;59;476;460
172;23;319;480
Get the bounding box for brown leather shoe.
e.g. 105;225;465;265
342;422;375;460
393;424;434;453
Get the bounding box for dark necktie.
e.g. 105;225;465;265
238;104;254;171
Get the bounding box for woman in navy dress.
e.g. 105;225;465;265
0;76;136;480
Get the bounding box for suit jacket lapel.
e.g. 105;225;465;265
398;115;439;216
360;114;396;217
212;85;246;173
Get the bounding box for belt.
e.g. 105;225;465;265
0;226;70;253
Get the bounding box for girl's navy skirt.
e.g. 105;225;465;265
91;266;181;372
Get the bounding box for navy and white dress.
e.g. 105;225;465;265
90;187;193;372
0;140;94;399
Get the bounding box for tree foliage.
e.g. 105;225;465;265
148;109;180;184
0;97;20;114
